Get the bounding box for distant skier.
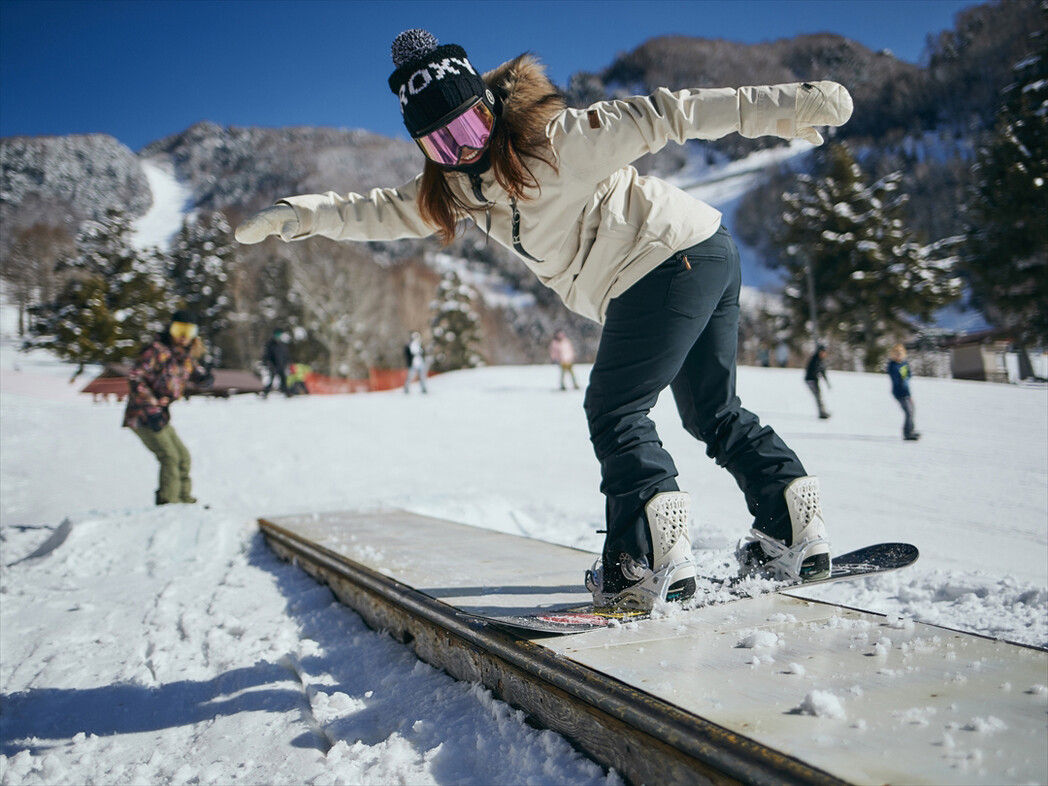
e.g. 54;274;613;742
549;330;579;390
286;363;312;396
123;310;213;505
404;331;428;394
805;345;831;419
262;328;291;398
236;28;853;610
887;344;920;441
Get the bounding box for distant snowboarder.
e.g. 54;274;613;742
805;345;831;419
236;28;854;611
123;310;213;505
404;332;428;394
262;328;291;398
549;330;579;390
888;344;920;440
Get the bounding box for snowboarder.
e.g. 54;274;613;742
262;328;291;398
549;330;579;390
403;331;429;393
888;344;920;440
286;362;312;396
805;345;831;419
236;29;853;610
123;310;213;505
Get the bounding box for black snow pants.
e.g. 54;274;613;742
584;226;807;565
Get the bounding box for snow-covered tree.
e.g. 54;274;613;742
429;269;484;372
167;211;236;357
219;244;300;372
283;240;393;377
2;222;74;336
962;46;1047;345
28;207;169;376
773;143;961;370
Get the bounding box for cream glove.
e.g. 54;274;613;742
795;81;853;144
739;81;853;145
234;204;300;244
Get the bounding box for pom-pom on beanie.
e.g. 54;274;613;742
388;29;493;138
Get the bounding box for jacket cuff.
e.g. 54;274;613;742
738;84;798;140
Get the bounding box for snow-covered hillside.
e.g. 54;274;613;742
130;156;194;252
1;321;1045;783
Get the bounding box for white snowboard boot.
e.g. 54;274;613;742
737;476;831;582
586;491;698;610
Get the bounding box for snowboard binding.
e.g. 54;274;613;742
587;491;697;611
737;476;831;582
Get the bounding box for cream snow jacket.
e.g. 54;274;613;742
248;58;852;323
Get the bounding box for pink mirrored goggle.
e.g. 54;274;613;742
414;98;495;167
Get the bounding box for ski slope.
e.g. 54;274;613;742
130;156;194;252
1;326;1045;784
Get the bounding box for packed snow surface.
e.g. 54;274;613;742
1;321;1046;783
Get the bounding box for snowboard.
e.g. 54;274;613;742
478;542;918;635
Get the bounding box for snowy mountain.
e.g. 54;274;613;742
1;0;1042;371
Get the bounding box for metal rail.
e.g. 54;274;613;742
259;517;846;786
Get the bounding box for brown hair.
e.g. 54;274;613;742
417;54;566;245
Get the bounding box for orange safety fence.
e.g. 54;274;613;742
303;372;371;395
368;367;410;392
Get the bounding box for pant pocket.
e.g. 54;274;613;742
665;254;721;318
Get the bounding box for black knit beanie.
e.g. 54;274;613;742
171;309;197;325
388;29;494;137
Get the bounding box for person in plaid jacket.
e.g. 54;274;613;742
123;310;213;505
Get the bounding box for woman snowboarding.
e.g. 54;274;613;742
236;29;853;610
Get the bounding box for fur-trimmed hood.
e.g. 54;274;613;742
483;54;565;142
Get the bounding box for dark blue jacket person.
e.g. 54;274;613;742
888;344;920;440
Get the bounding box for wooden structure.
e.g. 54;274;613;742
80;363;265;401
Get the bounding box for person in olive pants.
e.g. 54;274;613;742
133;423;194;505
123;311;212;505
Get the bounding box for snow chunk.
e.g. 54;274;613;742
736;629;780;649
796;690;847;720
962;716;1008;734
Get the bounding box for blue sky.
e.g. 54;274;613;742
1;0;978;151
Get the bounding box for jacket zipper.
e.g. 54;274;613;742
469;173;493;245
469;173;541;263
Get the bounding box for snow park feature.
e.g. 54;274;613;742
258;510;1042;785
1;308;1046;784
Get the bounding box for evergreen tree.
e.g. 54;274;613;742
167;211;236;354
29;207;169;375
962;46;1048;345
773;143;961;370
429;269;484;372
220;246;301;371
